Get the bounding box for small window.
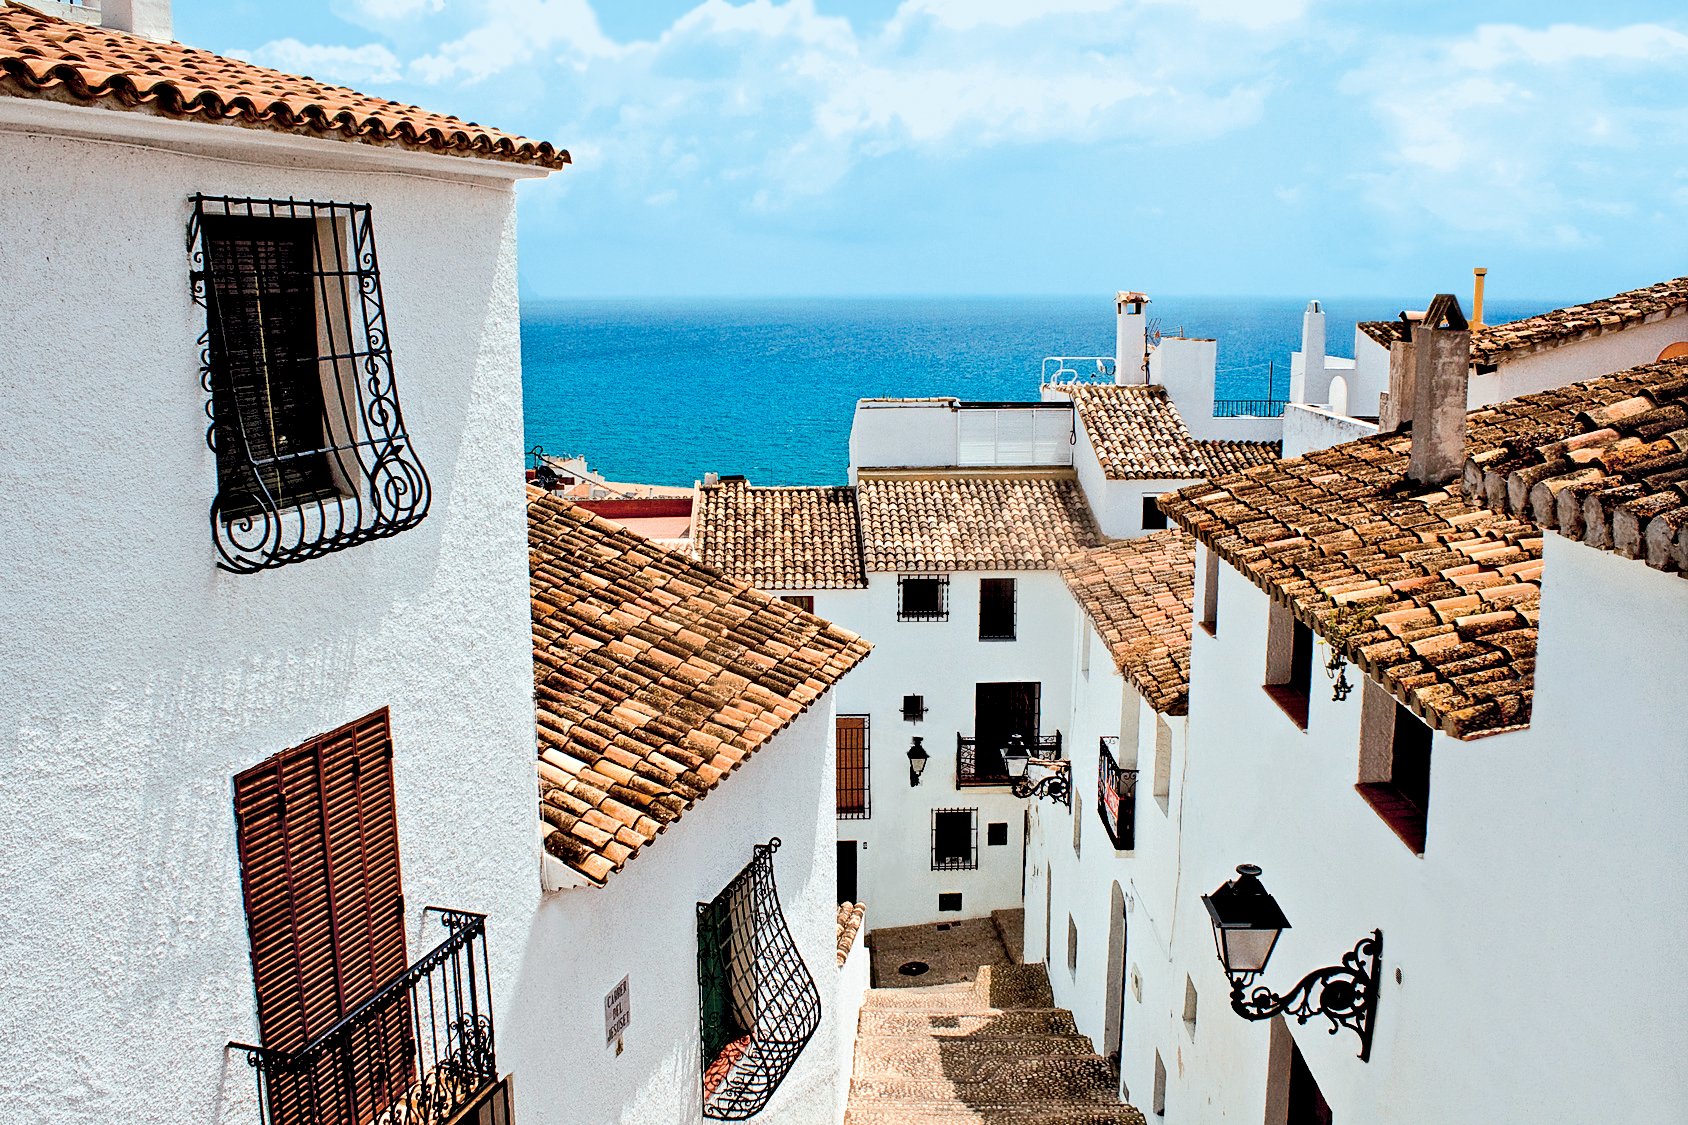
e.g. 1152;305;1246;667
781;595;815;613
1153;1050;1167;1116
1356;681;1433;854
1199;547;1220;636
1153;716;1173;815
931;808;978;870
191;197;429;572
901;694;927;722
1130;964;1143;1003
1141;495;1169;531
1067;915;1078;976
1264;603;1313;730
987;821;1008;846
835;716;870;820
979;578;1017;641
1182;976;1198;1037
899;575;949;622
938;893;963;912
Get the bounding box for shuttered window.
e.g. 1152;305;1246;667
836;716;870;820
232;709;410;1123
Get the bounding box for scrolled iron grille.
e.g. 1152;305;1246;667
956;732;1062;787
1096;737;1138;851
696;839;821;1120
229;909;497;1125
189;195;431;573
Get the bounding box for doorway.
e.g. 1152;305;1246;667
975;682;1041;775
837;840;858;904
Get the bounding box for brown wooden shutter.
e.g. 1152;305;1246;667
233;709;411;1124
835;716;869;817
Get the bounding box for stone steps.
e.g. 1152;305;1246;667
846;961;1146;1125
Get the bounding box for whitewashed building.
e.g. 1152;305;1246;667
0;3;568;1124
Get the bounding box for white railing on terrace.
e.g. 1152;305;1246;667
1041;356;1116;387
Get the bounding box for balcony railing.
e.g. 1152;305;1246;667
1041;356;1117;387
1097;737;1138;851
229;908;500;1125
956;731;1062;788
1213;398;1287;418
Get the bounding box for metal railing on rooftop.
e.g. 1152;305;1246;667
1040;357;1116;387
1212;398;1288;418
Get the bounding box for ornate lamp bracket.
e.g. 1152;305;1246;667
1226;930;1382;1061
1011;766;1072;809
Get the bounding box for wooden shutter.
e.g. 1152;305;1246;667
233;709;411;1125
835;716;869;817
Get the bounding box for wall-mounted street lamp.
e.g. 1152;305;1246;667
906;738;929;787
1201;864;1382;1061
1324;650;1353;702
1003;734;1071;809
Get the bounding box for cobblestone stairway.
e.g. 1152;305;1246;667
846;963;1147;1125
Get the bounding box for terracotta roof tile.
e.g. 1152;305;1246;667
857;471;1103;572
693;479;867;590
530;495;871;886
1058;531;1195;715
1161;365;1684;739
1471;278;1688;366
1461;358;1688;576
0;3;568;168
1359;321;1407;349
836;901;865;967
1057;384;1280;479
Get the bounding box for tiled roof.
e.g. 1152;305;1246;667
1462;359;1688;576
1058;531;1195;715
1471;278;1688;366
836;901;866;967
857;471;1103;572
1161;366;1685;739
1058;384;1281;480
693;479;867;590
0;3;568;169
1359;320;1406;349
529;494;871;886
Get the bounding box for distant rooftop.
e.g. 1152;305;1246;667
1056;384;1280;480
1058;531;1195;715
694;480;867;590
857;469;1103;573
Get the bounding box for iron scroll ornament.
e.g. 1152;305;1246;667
1012;765;1072;809
1225;929;1382;1061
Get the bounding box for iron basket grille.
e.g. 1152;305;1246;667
696;839;821;1120
1096;736;1138;851
189;195;431;573
227;908;498;1125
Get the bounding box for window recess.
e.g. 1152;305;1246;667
1141;494;1169;531
979;577;1017;641
931;808;979;871
1356;681;1433;854
898;575;949;621
1263;602;1313;730
901;694;927;722
190;195;430;573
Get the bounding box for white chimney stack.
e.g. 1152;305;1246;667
101;0;173;40
1290;299;1330;405
1114;291;1149;385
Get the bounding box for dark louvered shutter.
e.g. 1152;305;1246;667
233;710;411;1125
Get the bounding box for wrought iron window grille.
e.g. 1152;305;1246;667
189;195;431;573
901;694;927;722
897;575;949;622
696;840;821;1120
930;808;979;871
956;731;1061;788
1096;736;1139;851
227;907;498;1125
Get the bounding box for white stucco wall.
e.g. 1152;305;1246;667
0;114;540;1124
1471;314;1688;405
501;705;845;1125
1119;539;1688;1124
814;572;1079;930
1281;402;1380;459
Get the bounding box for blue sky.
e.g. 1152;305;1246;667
182;1;1688;301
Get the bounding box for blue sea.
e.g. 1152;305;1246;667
520;296;1554;488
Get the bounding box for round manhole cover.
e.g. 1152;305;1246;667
898;960;930;977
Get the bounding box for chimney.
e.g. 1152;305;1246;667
101;0;173;40
1114;291;1149;385
1290;299;1329;405
1470;267;1487;331
1406;294;1471;488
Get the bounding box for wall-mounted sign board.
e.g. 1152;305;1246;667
605;975;631;1046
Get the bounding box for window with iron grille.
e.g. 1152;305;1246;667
697;839;820;1120
898;575;949;621
931;808;978;870
901;694;927;722
835;716;870;820
190;196;430;573
979;578;1016;640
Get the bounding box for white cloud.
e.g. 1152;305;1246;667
240;39;405;85
345;0;443;20
1343;20;1688;245
411;0;625;83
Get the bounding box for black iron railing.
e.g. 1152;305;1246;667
698;839;821;1120
228;908;498;1125
1097;737;1138;851
1212;398;1287;418
956;731;1062;787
